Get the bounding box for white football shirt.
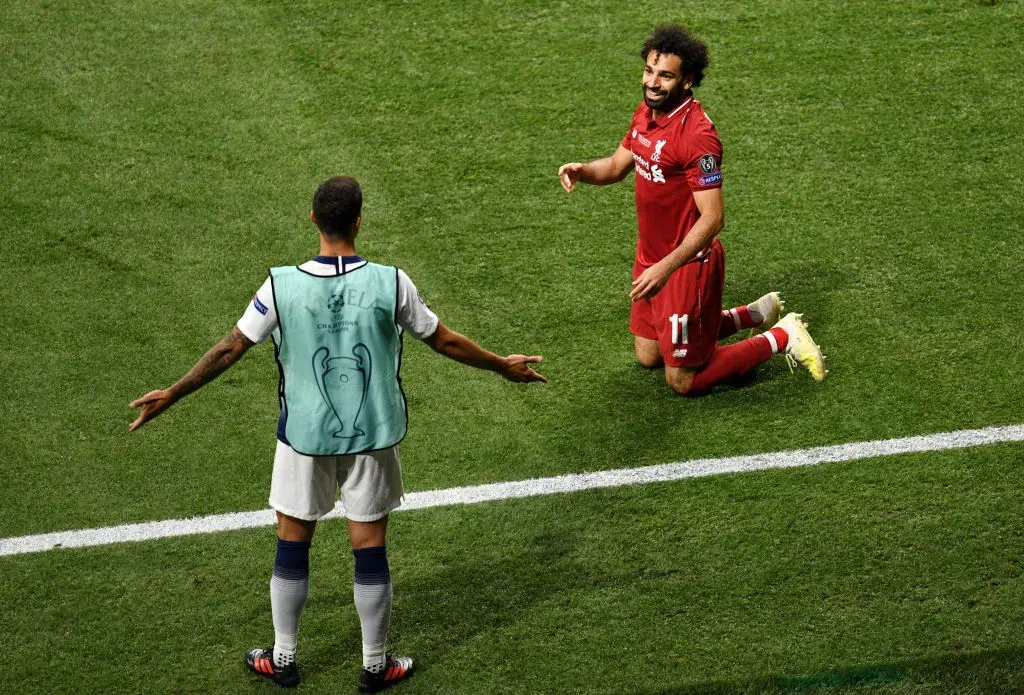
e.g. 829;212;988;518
237;256;439;344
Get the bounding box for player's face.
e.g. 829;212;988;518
642;52;690;113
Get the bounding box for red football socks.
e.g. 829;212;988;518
686;328;788;396
719;305;755;339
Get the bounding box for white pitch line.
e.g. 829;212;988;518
2;424;1023;558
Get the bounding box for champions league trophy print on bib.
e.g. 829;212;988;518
313;344;372;439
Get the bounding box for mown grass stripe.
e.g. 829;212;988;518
3;424;1022;557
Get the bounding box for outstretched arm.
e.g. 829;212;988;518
129;326;255;431
558;145;635;192
424;322;547;383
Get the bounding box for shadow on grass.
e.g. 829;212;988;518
401;525;585;668
547;354;779;474
650;646;1024;694
299;521;598;680
546;255;849;472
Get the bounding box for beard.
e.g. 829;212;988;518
643;83;687;112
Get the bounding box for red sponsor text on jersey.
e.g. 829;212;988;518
621;96;723;267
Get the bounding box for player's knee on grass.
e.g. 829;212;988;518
664;366;698;395
634;336;663;369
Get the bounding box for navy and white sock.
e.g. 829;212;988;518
353;546;392;674
270;538;310;668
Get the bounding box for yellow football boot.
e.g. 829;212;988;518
775;312;827;382
750;291;784;330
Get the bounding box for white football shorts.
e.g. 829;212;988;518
269;441;404;522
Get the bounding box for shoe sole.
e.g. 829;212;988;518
748;292;783;333
760;291;783;329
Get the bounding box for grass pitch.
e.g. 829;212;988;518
1;0;1023;693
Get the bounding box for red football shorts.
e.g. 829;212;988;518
629;237;725;368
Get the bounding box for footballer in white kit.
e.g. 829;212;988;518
237;256;438;523
129;176;546;692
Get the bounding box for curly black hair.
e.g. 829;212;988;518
640;24;709;88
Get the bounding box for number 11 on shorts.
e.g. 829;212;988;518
669;313;689;345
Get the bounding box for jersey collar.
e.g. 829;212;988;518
645;93;695;128
313;255;366;274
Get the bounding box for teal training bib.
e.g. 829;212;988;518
270;262;407;455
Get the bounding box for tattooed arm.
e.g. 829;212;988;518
129;326;255;432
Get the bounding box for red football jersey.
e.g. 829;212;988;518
621;96;723;267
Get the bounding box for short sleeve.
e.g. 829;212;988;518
395;269;439;340
682;121;724;191
236;276;278;344
620;105;643;150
